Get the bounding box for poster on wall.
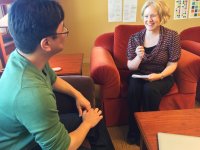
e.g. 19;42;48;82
123;0;138;22
189;0;200;18
174;0;189;19
108;0;122;22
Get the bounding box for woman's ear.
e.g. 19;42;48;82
40;38;52;52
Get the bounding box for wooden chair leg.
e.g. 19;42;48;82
0;32;7;68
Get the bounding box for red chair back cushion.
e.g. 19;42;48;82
180;26;200;43
113;25;145;69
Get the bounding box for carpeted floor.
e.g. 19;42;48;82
107;125;140;150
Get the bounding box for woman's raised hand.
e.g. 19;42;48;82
136;46;145;59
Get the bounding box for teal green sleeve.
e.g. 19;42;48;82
15;87;70;150
46;63;57;85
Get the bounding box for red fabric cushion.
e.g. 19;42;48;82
160;94;195;110
94;33;114;55
174;50;200;94
165;83;178;96
181;40;200;56
103;98;129;126
180;26;200;43
90;47;120;99
113;25;145;69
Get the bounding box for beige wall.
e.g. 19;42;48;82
59;0;200;63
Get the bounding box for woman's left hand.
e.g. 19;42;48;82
75;93;91;117
147;73;162;82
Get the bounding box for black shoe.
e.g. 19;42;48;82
126;133;140;146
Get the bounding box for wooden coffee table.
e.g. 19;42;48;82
135;109;200;150
49;53;83;76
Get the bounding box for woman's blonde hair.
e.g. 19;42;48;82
141;0;170;24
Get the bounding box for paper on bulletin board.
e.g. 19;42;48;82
189;0;200;18
123;0;137;22
174;0;189;19
108;0;122;22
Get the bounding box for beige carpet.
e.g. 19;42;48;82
107;125;140;150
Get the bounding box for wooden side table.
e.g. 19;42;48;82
49;53;83;76
0;53;83;76
135;109;200;150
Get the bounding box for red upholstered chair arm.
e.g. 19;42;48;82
174;49;200;94
94;32;114;55
90;47;120;99
181;40;200;56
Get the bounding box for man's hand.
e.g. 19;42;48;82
75;93;91;117
68;108;103;150
82;108;103;128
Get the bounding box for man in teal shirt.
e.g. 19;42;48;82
0;0;114;149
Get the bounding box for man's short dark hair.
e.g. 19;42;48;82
8;0;64;54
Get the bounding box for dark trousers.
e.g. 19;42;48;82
57;95;114;150
32;95;114;150
127;75;174;138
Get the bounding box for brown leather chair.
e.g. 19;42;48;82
54;75;95;108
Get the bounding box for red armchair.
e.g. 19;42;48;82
90;25;200;126
180;26;200;102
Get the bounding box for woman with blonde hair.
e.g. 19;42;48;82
126;0;181;145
